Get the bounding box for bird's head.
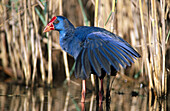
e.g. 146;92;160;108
43;16;74;33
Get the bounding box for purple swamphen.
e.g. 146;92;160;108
43;16;141;102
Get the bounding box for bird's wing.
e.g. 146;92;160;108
75;32;140;79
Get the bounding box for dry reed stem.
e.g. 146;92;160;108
32;41;38;85
149;0;167;97
35;2;46;83
48;91;52;111
32;3;42;85
64;91;70;111
30;8;36;84
0;9;8;68
39;36;46;83
151;0;158;95
32;95;36;111
94;0;99;27
24;0;28;52
139;0;153;90
89;92;95;111
0;29;8;67
22;0;29;83
59;0;70;83
32;3;37;85
39;88;45;111
62;51;70;82
11;2;21;76
152;0;162;96
116;0;123;36
160;0;166;95
31;2;46;83
90;74;95;87
19;0;31;85
2;0;17;79
36;0;45;10
30;0;35;64
110;0;115;31
47;0;53;85
110;0;115;32
0;1;46;28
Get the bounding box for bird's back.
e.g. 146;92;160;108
74;26;114;40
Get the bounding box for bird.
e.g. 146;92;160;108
43;16;141;102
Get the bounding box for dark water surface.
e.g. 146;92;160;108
0;76;168;111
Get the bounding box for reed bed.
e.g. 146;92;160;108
0;0;169;99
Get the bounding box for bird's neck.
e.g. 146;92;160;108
59;28;75;54
59;26;75;38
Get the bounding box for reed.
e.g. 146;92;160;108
32;4;39;85
0;0;168;98
59;0;71;83
138;0;168;97
2;0;17;80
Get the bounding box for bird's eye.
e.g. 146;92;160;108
54;20;59;24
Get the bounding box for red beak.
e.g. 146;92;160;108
43;16;57;33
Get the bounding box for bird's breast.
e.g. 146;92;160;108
60;35;83;59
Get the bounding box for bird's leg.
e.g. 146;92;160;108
99;78;104;103
95;77;99;94
81;80;86;102
106;75;111;107
101;79;104;94
95;76;99;104
81;102;85;111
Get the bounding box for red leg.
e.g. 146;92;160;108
81;80;86;102
101;79;103;93
99;79;104;103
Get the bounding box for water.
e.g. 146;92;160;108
0;77;168;111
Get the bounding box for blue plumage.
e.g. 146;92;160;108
45;16;141;79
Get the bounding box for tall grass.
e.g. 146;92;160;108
138;0;168;97
0;0;169;98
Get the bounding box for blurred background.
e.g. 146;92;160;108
0;0;169;110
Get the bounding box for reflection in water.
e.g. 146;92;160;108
89;92;95;111
64;91;70;111
0;77;168;111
